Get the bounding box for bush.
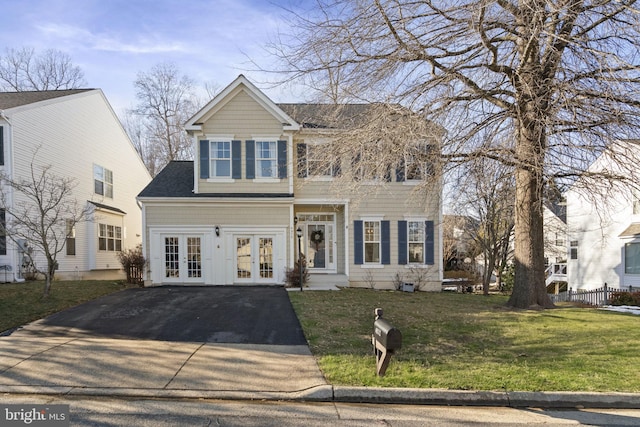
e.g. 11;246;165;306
285;254;310;288
609;291;640;306
117;244;146;285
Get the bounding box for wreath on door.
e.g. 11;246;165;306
310;229;325;247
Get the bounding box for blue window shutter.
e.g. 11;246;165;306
246;140;255;179
278;140;287;179
297;143;307;178
425;220;435;265
396;158;405;182
332;158;341;177
381;220;390;264
199;140;209;179
354;220;363;265
232;140;241;179
398;221;407;265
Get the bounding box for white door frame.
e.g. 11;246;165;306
223;227;286;285
149;227;213;285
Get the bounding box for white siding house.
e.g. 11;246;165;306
0;89;151;281
565;143;640;290
138;75;443;289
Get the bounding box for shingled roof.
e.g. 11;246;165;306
277;103;375;129
0;89;92;110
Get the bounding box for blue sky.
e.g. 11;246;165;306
0;0;307;112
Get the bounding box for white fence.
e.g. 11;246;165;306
550;284;640;306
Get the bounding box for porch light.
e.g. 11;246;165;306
215;226;220;237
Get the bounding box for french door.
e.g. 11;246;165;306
235;235;275;283
163;235;203;283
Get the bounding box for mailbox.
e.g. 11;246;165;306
373;318;402;351
371;308;402;376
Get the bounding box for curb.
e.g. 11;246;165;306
1;385;638;409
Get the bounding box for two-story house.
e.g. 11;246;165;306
137;75;442;289
0;89;151;281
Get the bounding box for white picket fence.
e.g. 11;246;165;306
549;284;640;306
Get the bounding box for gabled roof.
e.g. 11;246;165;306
137;161;293;199
0;89;93;110
185;75;299;132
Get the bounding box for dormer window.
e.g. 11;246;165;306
256;141;277;178
210;141;231;178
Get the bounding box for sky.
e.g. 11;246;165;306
0;0;308;113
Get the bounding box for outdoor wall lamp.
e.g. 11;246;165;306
215;226;220;237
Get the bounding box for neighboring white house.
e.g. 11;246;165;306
0;89;151;281
137;75;443;289
543;202;567;289
565;143;640;290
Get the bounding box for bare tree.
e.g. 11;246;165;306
458;160;515;295
0;157;91;297
0;47;86;91
130;62;199;174
269;0;640;308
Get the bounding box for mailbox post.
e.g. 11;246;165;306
371;308;402;376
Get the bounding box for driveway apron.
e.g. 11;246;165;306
0;286;327;397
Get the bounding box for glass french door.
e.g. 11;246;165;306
163;235;202;282
235;236;274;282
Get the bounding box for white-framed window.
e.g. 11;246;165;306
99;224;122;252
569;240;578;260
66;219;76;256
625;242;640;274
307;145;333;177
405;143;434;181
364;220;381;263
94;165;113;198
256;141;277;178
408;220;425;264
209;141;231;178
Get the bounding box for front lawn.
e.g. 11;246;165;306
289;289;640;392
0;280;128;333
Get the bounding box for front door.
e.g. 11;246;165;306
303;218;336;272
163;235;202;283
235;235;275;283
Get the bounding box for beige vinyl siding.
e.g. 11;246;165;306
197;89;290;194
8;90;150;276
202;89;284;136
145;203;291;227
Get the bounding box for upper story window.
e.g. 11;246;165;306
297;142;340;178
403;143;435;182
256;141;277;178
66;219;76;256
210;141;231;178
94;165;113;198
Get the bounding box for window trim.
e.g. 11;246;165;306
98;223;122;252
255;140;278;179
94;164;113;199
208;140;233;180
363;220;381;264
407;220;426;264
65;219;76;256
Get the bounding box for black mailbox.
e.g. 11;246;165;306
372;308;402;376
373;318;402;351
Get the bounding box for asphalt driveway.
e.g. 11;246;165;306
10;285;307;345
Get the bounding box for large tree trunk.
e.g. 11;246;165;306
508;163;554;308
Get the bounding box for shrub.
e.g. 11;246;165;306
285;254;310;288
117;244;146;285
609;291;640;306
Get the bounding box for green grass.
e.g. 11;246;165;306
289;289;640;392
0;280;129;333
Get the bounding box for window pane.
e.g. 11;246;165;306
364;221;380;242
95;180;104;195
105;169;113;184
94;165;104;181
409;242;424;263
214;159;231;176
105;183;113;198
408;222;425;241
625;243;640;274
99;238;106;251
365;242;380;263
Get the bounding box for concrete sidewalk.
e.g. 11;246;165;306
1;334;640;408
